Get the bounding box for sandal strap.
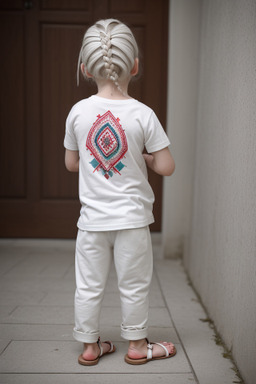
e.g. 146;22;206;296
97;338;104;357
104;340;115;353
146;341;169;360
97;338;114;357
146;342;153;359
154;342;169;357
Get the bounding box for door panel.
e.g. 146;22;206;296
0;0;169;237
41;23;87;199
0;13;26;198
41;1;92;11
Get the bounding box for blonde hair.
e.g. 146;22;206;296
77;19;139;94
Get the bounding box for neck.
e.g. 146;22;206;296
95;79;131;100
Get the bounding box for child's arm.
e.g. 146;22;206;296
143;147;175;176
65;149;79;172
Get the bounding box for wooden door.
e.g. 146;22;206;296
0;0;169;238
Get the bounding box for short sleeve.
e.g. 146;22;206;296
144;111;170;153
64;107;79;151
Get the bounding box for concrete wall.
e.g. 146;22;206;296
178;1;256;383
162;0;201;257
163;0;256;382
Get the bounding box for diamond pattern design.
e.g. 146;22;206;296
86;111;128;178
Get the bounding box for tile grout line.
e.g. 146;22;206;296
0;254;31;277
7;306;19;316
153;265;200;384
0;371;194;376
0;340;12;357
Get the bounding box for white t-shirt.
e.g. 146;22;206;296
64;95;170;231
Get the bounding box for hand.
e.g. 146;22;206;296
143;153;154;168
143;148;175;176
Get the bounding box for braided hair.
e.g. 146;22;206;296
77;19;138;94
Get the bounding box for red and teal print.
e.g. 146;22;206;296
86;111;128;179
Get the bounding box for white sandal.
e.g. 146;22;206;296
78;338;116;366
124;338;176;365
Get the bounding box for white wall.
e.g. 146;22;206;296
171;1;256;383
162;0;202;258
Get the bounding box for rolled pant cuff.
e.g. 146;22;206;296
73;328;99;343
121;327;148;341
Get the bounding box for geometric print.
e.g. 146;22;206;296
86;110;128;179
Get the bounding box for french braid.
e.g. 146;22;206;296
77;19;138;95
100;31;123;94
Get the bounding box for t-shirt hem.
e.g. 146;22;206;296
64;139;79;151
146;139;170;153
77;216;155;232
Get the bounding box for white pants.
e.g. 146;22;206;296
73;226;153;343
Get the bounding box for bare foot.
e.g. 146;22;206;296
127;338;175;360
82;341;111;361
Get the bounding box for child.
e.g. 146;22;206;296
64;19;176;366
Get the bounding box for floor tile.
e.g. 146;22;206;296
0;306;17;320
0;276;76;294
40;292;74;306
0;253;26;276
0;324;74;341
0;373;196;384
155;260;238;384
0;340;10;354
0;341;189;374
0;239;240;384
0;291;46;306
0;305;74;325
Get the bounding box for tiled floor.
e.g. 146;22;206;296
0;239;238;384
